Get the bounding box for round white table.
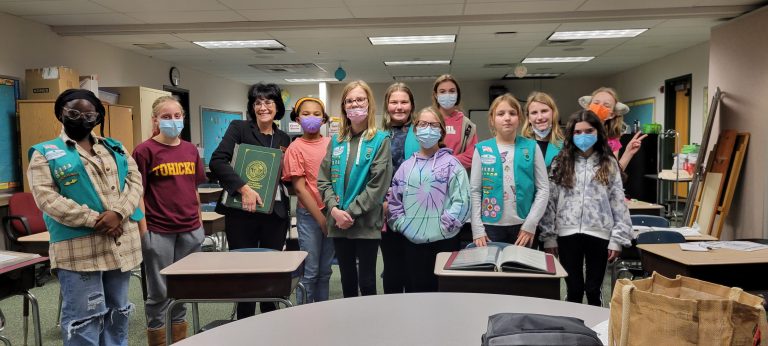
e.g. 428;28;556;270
176;293;608;346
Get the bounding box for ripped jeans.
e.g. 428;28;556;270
57;269;133;346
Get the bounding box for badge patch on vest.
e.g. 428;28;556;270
45;149;66;161
333;146;344;157
481;146;493;153
480;154;496;165
523;148;530;161
364;147;373;160
53;163;74;180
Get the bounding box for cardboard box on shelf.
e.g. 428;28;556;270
98;89;119;104
25;66;79;100
79;75;99;94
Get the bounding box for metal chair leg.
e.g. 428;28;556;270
23;292;42;346
23;295;29;346
56;290;63;327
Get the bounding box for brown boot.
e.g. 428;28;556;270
171;321;188;343
147;326;166;346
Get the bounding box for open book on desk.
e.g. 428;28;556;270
444;245;556;274
0;250;41;268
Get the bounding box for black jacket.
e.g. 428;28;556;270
209;120;291;219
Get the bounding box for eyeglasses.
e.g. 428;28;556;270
344;97;368;106
415;121;441;129
62;107;100;122
254;100;276;108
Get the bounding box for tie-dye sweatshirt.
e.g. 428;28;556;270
387;148;471;244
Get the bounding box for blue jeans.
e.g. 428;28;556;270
296;207;335;304
57;269;133;346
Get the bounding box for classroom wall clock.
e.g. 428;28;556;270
169;67;181;86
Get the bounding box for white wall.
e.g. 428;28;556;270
708;7;768;240
326;78;605;142
606;42;710;144
0;12;249;145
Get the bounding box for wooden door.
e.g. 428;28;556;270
675;89;690;198
106;104;134;151
19;100;59;191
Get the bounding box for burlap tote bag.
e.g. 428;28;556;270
608;272;768;346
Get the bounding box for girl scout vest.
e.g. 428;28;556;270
330;131;388;210
402;125;419;161
476;137;536;224
29;137;144;243
544;141;563;167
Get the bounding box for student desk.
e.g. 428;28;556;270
637;243;768;290
0;254;48;346
174;293;608;346
625;200;665;216
197;187;222;204
201;212;225;236
434;252;567;300
631;229;718;242
160;251;307;345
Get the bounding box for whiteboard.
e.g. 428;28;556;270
200;107;243;165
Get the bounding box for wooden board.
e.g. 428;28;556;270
709;130;737;174
711;133;749;239
696;172;722;236
684;88;723;224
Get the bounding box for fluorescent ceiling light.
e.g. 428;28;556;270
284;78;338;83
369;35;455;45
522;57;594;63
384;60;451;66
194;40;284;49
548;29;647;40
504;73;562;78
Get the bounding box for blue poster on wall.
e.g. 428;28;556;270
624;98;655;130
0;78;20;191
200;107;243;165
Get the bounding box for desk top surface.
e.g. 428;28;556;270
160;251;307;276
17;231;50;243
638;243;768;265
201;211;223;221
625;200;664;210
197;187;223;194
0;252;48;275
433;252;568;278
175;293;608;346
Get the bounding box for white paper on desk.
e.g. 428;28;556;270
0;253;19;263
633;225;701;237
591;319;610;345
701;241;768;252
680;243;709;252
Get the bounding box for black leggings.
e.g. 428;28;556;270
333;238;380;297
557;234;609;306
380;231;410;294
404;236;460;292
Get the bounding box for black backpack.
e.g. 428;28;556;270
481;313;602;346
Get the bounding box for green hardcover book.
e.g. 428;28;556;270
221;143;283;214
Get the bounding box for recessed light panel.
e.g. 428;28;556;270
369;35;455;45
522;57;594;63
284;78;338;83
384;60;451;66
548;29;647;40
194;40;284;49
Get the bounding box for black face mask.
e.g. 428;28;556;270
62;117;100;141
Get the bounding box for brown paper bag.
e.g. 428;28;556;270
608;272;768;346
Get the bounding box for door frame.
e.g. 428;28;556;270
662;74;692;169
163;85;191;142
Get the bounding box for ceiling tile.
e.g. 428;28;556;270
577;0;697;10
24;13;143;25
92;0;229;12
172;32;274;41
464;1;583;15
348;4;464;18
218;0;347;10
458;23;560;34
361;26;459;37
84;34;186;43
238;7;351;21
554;20;665;31
0;0;111;16
125;10;246;24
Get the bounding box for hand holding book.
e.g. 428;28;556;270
238;184;263;212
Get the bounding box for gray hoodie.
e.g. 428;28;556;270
539;153;632;251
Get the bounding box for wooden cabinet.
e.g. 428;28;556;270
18;100;135;191
107;86;171;148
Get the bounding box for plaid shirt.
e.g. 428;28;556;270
28;131;143;272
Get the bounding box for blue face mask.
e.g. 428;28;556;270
436;93;458;109
415;126;441;149
573;133;598;152
159;119;184;138
532;126;551;139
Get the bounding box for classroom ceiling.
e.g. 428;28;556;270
1;0;765;85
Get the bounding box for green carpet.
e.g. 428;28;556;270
0;253;613;345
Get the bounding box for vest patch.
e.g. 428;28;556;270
45;149;66;161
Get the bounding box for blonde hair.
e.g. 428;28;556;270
521;91;564;144
431;74;462;112
591;87;626;138
381;82;414;129
151;95;183;136
488;93;522;136
413;106;447;148
338;80;378;142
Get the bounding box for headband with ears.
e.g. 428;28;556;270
290;97;328;121
578;95;630;116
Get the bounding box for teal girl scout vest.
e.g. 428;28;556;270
477;137;536;224
29;137;144;243
544;141;563;168
330;131;389;210
402;125;420;161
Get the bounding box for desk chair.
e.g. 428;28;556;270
611;215;671;286
2;192;48;255
636;231;685;278
197;248;306;334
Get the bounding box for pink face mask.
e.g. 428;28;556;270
346;107;368;124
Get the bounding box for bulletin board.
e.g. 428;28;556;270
0;77;20;191
624;97;655;127
200;107;243;165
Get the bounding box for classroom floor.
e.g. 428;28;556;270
0;253;613;345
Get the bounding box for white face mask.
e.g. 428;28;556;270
532;126;551;139
436;93;458;109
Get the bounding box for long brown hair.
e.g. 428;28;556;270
431;74;462;111
381;82;414;129
551;110;617;188
338;80;378;142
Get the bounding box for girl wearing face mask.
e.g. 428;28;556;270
317;80;392;297
470;94;549;249
379;82;418;294
432;74;478;169
521;92;564;169
387;107;470;292
132;96;206;345
539;110;632;306
281;97;333;304
580;87;647;170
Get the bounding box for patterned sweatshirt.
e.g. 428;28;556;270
539;153;632;251
387;148;471;244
